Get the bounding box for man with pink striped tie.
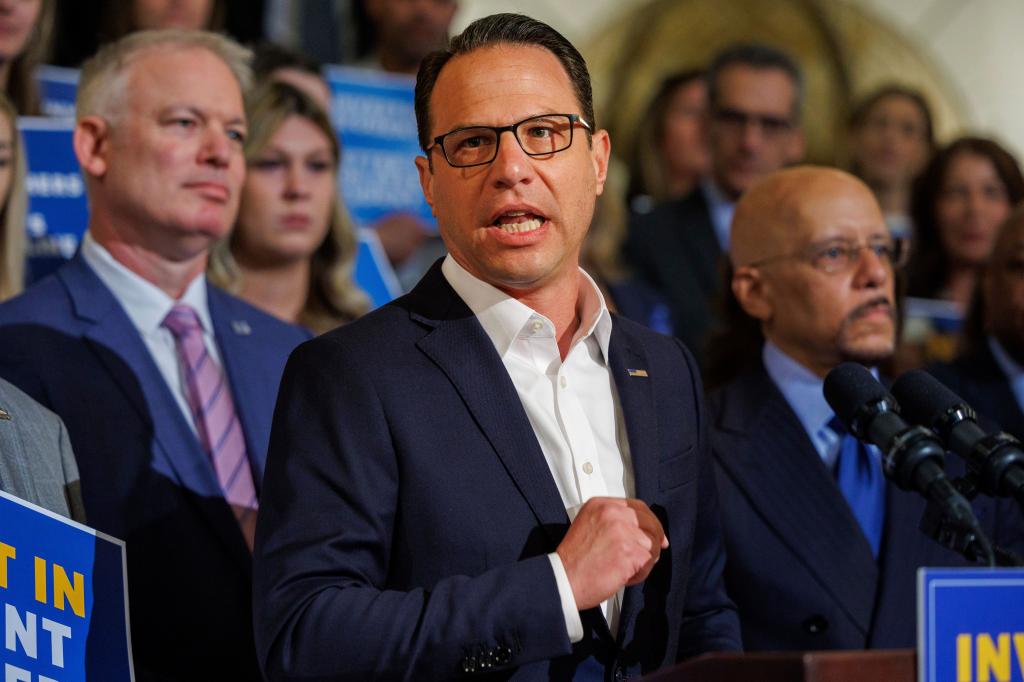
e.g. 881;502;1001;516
0;30;309;680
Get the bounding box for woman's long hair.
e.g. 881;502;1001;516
209;81;369;334
0;94;26;300
7;0;54;114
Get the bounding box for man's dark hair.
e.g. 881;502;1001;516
414;13;594;152
707;43;804;120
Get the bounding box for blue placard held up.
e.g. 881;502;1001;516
0;490;133;680
325;66;435;231
18;117;87;284
35;65;80;118
918;567;1024;682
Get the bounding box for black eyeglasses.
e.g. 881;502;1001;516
747;236;910;274
713;107;794;137
426;113;592;168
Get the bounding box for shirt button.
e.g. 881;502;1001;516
559;376;567;389
531;320;544;333
582;462;594;475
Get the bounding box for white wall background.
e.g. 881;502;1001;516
451;0;1024;157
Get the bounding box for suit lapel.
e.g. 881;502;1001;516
208;287;272;485
605;320;659;641
411;268;570;548
715;367;879;633
60;256;252;568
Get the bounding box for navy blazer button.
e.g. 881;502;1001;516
802;615;829;634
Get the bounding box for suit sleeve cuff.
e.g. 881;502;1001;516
547;552;584;643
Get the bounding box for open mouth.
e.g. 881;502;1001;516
491;210;546;234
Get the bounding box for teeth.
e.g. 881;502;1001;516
499;218;542;234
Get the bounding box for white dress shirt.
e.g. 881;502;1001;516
441;255;634;643
80;232;223;434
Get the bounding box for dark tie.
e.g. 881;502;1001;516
163;304;258;550
827;416;886;557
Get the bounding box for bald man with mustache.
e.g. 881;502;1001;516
704;166;1002;650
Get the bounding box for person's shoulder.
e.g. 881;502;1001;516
0;376;63;434
0;273;72;325
207;284;312;346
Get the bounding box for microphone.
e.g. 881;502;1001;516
892;370;1024;508
823;362;994;565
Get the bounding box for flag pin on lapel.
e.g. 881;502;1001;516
0;407;10;420
626;368;649;378
231;320;252;336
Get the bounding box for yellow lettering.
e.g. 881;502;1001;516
52;563;85;617
33;556;46;604
977;633;1012;682
0;542;14;588
1014;633;1024;681
958;633;973;682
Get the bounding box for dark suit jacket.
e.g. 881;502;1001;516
625;186;722;364
0;254;309;680
708;363;1022;651
928;341;1024;442
253;262;740;681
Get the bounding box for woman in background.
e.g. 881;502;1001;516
900;136;1024;366
848;84;934;239
1;0;53;114
209;81;368;335
626;69;709;214
0;93;26;300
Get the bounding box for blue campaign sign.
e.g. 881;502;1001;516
355;228;401;308
0;490;133;681
325;66;435;231
35;65;80;119
918;567;1024;682
18;117;88;284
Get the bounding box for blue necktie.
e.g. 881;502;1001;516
827;417;886;557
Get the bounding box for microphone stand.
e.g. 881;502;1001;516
918;471;1023;567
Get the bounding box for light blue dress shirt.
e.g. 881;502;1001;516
700;177;736;253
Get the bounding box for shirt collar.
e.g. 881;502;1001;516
701;176;736;252
440;254;613;361
762;340;834;441
80;231;214;336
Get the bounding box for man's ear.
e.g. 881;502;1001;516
732;265;773;322
73;116;111;179
590;129;611;196
414;155;437;217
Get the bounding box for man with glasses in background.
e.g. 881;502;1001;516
254;13;739;681
627;43;804;365
704;165;1020;650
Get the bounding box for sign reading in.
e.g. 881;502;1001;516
0;490;133;680
918;567;1024;682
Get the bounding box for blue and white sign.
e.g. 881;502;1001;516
18;117;87;284
918;567;1024;682
325;66;434;231
0;490;133;680
35;65;80;119
355;228;401;308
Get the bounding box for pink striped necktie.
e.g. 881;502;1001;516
162;304;258;551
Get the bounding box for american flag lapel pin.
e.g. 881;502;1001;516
0;406;10;420
231;320;252;336
626;368;649;378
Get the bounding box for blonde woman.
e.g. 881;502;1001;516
2;0;53;114
209;80;368;334
0;93;25;299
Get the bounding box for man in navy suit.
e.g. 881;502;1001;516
254;13;739;681
625;44;805;363
706;166;1022;650
0;31;308;680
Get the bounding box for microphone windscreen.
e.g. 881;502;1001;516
891;370;964;428
823;362;889;428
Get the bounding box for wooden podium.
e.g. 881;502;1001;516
643;649;915;681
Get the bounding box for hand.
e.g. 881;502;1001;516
374;212;429;266
556;497;668;611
